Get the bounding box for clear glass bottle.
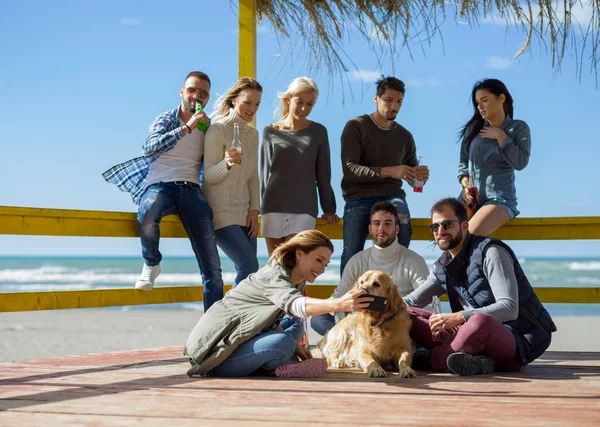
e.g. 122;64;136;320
412;156;424;192
431;295;442;339
467;171;478;210
432;295;442;315
230;123;242;165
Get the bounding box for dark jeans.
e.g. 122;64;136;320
340;195;412;275
215;225;258;287
137;183;223;311
408;307;522;372
311;313;335;336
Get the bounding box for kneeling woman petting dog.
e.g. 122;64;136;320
185;230;373;378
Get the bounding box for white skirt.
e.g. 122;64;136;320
261;213;317;238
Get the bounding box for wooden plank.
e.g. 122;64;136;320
1;286;599;312
2;205;600;240
0;348;598;426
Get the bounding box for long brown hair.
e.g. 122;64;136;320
212;76;263;121
459;78;514;151
270;230;334;270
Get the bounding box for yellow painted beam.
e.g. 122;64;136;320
2;206;600;240
239;0;256;79
0;285;228;312
1;286;598;312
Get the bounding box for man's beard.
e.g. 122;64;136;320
183;99;196;113
385;112;397;121
374;233;396;248
437;230;463;251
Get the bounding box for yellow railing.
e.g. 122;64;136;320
1;205;599;312
4;3;597;313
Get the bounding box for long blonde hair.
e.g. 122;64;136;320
274;76;319;121
270;230;334;270
212;76;263;121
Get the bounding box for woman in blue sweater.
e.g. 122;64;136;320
458;79;531;236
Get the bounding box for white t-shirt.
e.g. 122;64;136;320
146;122;204;186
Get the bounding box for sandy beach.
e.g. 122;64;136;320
1;309;598;363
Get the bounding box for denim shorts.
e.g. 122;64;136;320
480;199;519;219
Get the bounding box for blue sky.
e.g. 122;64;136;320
1;0;598;258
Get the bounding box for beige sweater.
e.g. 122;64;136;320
203;109;260;230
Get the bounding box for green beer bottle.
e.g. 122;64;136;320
195;102;208;131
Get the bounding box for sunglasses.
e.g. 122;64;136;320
185;87;210;99
428;219;459;233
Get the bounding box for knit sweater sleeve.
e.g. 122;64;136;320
203;124;231;184
404;251;431;291
332;252;363;298
248;128;260;212
315;125;336;214
341;119;381;182
260;126;273;202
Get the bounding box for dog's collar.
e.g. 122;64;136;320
371;307;401;328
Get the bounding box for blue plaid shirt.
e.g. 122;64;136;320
103;107;204;205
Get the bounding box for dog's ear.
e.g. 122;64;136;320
386;276;405;313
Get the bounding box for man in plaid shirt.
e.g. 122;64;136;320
103;71;223;311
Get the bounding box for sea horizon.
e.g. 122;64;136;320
1;254;598;317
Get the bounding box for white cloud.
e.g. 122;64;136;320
405;77;442;87
348;69;383;82
481;1;594;27
120;17;141;26
486;56;512;69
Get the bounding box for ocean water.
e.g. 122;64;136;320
0;256;598;316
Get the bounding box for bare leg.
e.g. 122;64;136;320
468;204;511;237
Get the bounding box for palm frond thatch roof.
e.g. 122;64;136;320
250;0;599;82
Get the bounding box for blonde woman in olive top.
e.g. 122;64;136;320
261;77;338;256
203;77;262;287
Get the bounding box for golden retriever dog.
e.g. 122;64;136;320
316;270;415;378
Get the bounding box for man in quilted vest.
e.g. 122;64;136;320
403;197;556;376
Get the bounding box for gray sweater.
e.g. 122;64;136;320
341;114;418;200
260;122;336;217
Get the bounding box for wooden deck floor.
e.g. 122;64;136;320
1;348;598;426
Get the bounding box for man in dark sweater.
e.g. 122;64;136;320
340;76;429;275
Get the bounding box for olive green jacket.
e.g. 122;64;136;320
184;261;305;375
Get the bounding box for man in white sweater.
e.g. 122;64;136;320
311;201;430;335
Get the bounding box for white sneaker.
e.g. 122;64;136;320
135;264;161;291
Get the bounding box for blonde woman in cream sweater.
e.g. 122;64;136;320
203;77;262;287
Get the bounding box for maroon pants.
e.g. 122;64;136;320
408;307;522;372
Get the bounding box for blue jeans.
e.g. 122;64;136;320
340;195;412;275
280;315;304;343
215;225;258;287
211;320;300;377
311;313;335;336
137;183;223;311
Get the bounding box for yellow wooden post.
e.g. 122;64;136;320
239;0;256;79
